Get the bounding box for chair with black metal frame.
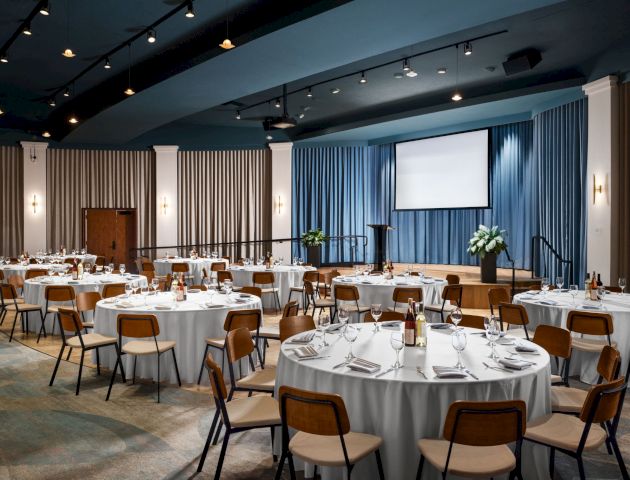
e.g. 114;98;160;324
197;308;263;385
488;287;510;317
253;271;282;313
567;310;616;355
49;308;120;396
105;313;181;403
416;400;526;479
62;291;101;360
25;269;48;280
274;385;385;480
445;274;460;286
424;284;463;322
498;303;534;339
390;287;423;313
44;285;76;340
171;262;193;283
287;270;319;312
304;280;335;318
216;270;233;288
319;270;341;299
333;284;370;323
8;274;24;296
606;285;622;293
257;299;298;364
197;353;280;478
102;283;126;298
0;283;44;342
525;377;628;480
532;324;572;386
279;315;315;343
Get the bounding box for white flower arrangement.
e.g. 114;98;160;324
467;225;507;258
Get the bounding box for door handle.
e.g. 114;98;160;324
112;240;116;250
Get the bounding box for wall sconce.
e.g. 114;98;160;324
592;174;607;204
160;196;168;215
31;194;38;214
274;195;284;214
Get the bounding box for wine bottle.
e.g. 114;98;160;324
415;303;427;348
585;273;591;299
71;259;78;280
77;261;84;280
596;273;603;287
404;299;416;346
176;274;184;302
590;271;598;300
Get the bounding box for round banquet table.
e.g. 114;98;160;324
59;253;98;264
94;290;263;384
1;263;57;280
22;273;148;333
332;275;446;311
514;289;630;384
229;265;316;309
154;257;227;284
275;326;551;480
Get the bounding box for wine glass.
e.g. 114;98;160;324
223;280;233;296
131;280;139;295
119;264;126;275
597;286;606;307
450;307;462;330
484;316;500;360
541;277;550;295
370;304;382;332
125;283;133;298
569;284;579;305
108;263;115;273
619;277;626;295
343;325;358;360
390;331;404;369
151;278;160;294
317;314;330;347
141;286;149;305
338;306;350;326
556;276;564;291
452;329;467;369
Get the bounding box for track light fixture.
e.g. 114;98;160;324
359;71;367;84
306;87;313;98
330;87;341;94
104;57;111;69
266;134;273;141
147;30;157;44
451;44;462;102
437;67;447;74
402;59;411;72
235;111;241;120
23;23;32;36
464;41;472;55
68;116;78;124
42;131;51;138
48;98;56;107
39;1;50;15
274;98;281;108
1;53;8;63
63;87;71;97
405;63;418;77
185;1;195;18
298;112;305;119
0;107;4;115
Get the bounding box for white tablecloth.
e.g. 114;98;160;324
1;264;56;280
275;326;551;480
229;265;315;309
154;258;226;284
514;290;630;384
94;291;263;384
22;274;148;332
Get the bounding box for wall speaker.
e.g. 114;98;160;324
502;49;542;76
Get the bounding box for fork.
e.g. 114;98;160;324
482;361;513;373
416;367;427;379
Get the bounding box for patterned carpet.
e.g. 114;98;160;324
0;327;628;479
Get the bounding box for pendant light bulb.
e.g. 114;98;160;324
185;1;195;18
40;1;50;15
68;116;78;124
42;131;51;138
220;38;235;50
402;59;410;72
124;88;135;96
274;98;281;108
62;48;75;58
451;92;463;101
266;134;273;141
23;23;32;36
359;71;367;84
104;57;111;69
147;30;157;44
0;107;4;115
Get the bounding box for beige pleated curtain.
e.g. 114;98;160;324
177;149;271;260
47;148;155;250
0;146;23;256
613;82;630;280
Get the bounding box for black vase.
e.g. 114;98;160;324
306;245;321;267
480;253;497;283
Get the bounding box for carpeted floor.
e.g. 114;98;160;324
0;314;628;479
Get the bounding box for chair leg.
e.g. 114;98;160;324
212;420;223;445
76;349;85;395
117;345;127;383
577;456;586;480
9;312;18;342
214;431;230;480
416;455;424;480
0;308;6;326
375;449;385;480
197;344;210;385
66;347;73;361
106;356;120;401
197;410;220;472
96;348;101;376
610;436;630;479
287;452;297;480
270;426;277;462
171;348;182;386
274;291;281;314
49;345;66;386
37;312;47;343
549;447;555;477
132;356;137;384
274;451;287;480
156;353;161;403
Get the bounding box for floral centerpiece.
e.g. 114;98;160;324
467;225;507;283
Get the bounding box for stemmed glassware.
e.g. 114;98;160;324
317;314;330;347
450;307;462;330
556;276;564;291
597;286;606;307
223;280;233;296
451;329;467;369
569;284;579;305
141;286;149;305
131;280;139;296
370;304;382;332
343;325;358;360
541;277;550;295
151;278;160;294
484;316;500;360
119;264;126;275
390;331;404;369
108;263;115;274
619;277;627;295
338;307;350;327
125;283;133;298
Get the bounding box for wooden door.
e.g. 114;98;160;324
84;208;137;268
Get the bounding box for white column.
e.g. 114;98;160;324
153;145;179;256
582;75;619;284
20;141;48;253
269;142;293;261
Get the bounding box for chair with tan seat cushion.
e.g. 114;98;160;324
498;303;534;340
390;287;423;313
257;300;298;364
552;345;621;414
532;324;572;386
196;353;280;477
44;285;77;339
279;315;315;343
0;283;44;342
49;308;120;396
417;400;526;479
105;313;181;403
305;280;335;318
424;284;463;323
225;327;276;398
445;274;460;286
488;287;510;317
25;269;48;280
334;284;369;322
287;270;319;310
525;377;628;479
275;385;384;479
253;271;281;312
217;270;233;287
567;310;616;353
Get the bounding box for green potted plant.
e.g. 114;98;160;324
301;228;328;267
467;225;507;283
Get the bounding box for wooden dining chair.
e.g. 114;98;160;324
552;345;621;414
279;315;316;343
44;285;77;340
275;385;385;480
319;270;340;298
211;262;228;273
0;283;44;342
525;377;628;480
488;287;510;316
363;311;404;322
605;285;622;293
566;310;616;354
49;308;119;396
257;299;298;364
171;262;189;274
417;400;526;479
304;280;335;318
197;353;280;478
287;270;319;310
217;270;233;286
95;256;106;267
532;324;572;386
333;284;370;322
8;274;24;295
424;284;463;322
446;313;485;329
25;269;48;280
197;309;263;384
102;283;126;298
106;313;181;403
225;327;276;398
390;287;423;313
445;274;460;286
253;271;281;312
498;303;534;339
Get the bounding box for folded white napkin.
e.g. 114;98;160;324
422;279;435;284
580;304;602;310
347;358;381;373
514;342;538;353
380;321;402;329
433;366;467;378
293;345;319;358
430;323;451;330
326;323;344;332
498;358;531;370
287;332;315;344
537;300;558;306
116;301;134;309
154;304;173;310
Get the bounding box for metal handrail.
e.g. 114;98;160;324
531;235;574;282
503;248;516;299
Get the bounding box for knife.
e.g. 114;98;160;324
464;369;479;380
375;367;395;378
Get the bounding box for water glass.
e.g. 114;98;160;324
343;325;358;360
119;264;126;275
556;276;564;290
223;280;233;295
619;277;627;295
370;304;382;332
125;283;133;298
597;286;606;306
390;331;404;368
541;277;550;294
484;316;500;359
141;286;149;305
131;280;139;295
151;278;160;293
569;284;579;305
450;307;462;329
317;314;330;347
451;329;467;369
338;306;350;326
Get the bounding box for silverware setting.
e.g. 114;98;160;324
464;369;479;380
375;367;395;378
482;361;514;373
416;367;427;379
332;360;350;369
297;355;331;362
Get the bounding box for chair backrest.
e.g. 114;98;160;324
364;311;404;322
605;286;622;293
532;324;572;359
280;315;315;342
567;310;614;337
334;284;359;302
25;269;48;280
226;327;255;363
240;286;262;297
392;287;423;304
442;284;463;304
57;307;84;334
211;262;227;272
217;270;233;284
488;288;510;314
95;256;106;266
8;274;24;289
252;271;275;285
64;258;76;264
45;285;75;302
76;291;102;312
117;313;160;338
0;270;4;281
446;274;460;286
278;385;350;436
141;261;155;272
597;345;621;382
141;270;155;282
447;314;485;330
189;284;207;291
281;300;299;319
222;256;231;263
171;262;189;273
304;280;317;296
580;377;626;424
205;353;228;401
324;270;341;284
102;283;126;298
443;400;526;446
0;283;18;302
223;309;261;333
29;258;38;264
498;303;529;328
304;270;320;283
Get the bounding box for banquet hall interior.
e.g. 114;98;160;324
2;0;630;479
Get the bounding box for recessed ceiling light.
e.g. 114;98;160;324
42;131;51;138
464;42;472;56
451;92;463;101
220;38;235;50
393;72;403;79
23;23;32;36
1;54;8;63
330;87;341;94
306;87;313;98
48;98;56;107
63;87;71;97
359;71;367;84
62;48;76;58
39;1;50;15
68;116;78;124
274;98;281;108
124;87;135;96
185;1;195;18
437;67;447;74
104;57;111;69
147;30;156;44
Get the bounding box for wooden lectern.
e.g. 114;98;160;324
367;224;393;271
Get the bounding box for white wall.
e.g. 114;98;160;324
583;76;618;285
269;142;293;261
20;141;48;253
153;145;179;256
